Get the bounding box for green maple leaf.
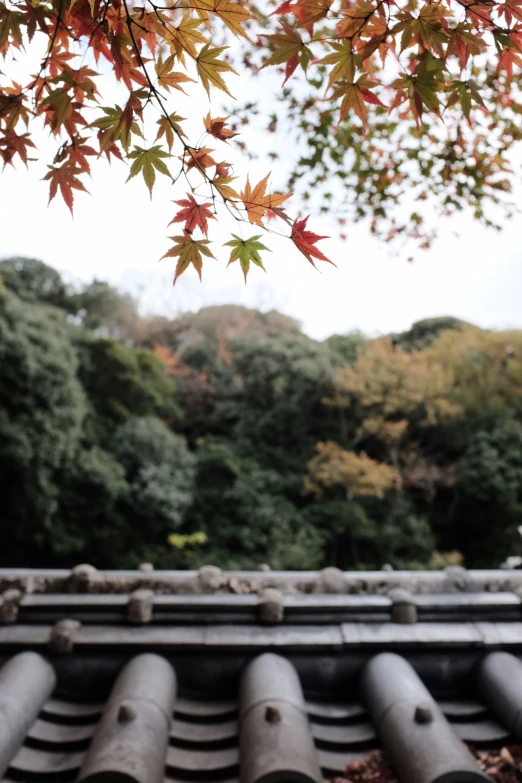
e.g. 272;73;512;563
126;145;171;196
162;233;215;283
41;89;73;134
224;233;270;282
317;41;356;92
91;105;142;152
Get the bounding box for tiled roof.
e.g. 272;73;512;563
1;566;522;783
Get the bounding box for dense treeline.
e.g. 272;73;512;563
2;256;522;570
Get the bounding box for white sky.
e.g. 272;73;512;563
1;40;521;341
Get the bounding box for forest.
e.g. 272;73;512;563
1;255;522;571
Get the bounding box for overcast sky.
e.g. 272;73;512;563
1;47;521;341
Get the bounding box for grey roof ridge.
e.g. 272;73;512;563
2;565;522;596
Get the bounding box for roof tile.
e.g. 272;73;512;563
2;568;522;783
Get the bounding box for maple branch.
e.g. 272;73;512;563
122;0;225;202
32;0;67;106
122;0;298;247
122;2;188;150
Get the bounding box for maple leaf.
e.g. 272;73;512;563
155;54;195;94
215;161;231;177
156;113;187;152
204;112;238;141
262;22;312;84
335;0;378;37
446;24;487;70
331;76;385;126
272;0;332;31
39;89;73;135
46;50;75;79
503;0;522;25
168;13;209;63
463;2;494;26
392;5;451;54
24;1;50;41
240;173;292;227
392;54;445;122
446;79;485;120
109;33;145;91
0;129;36;167
318;41;357;92
224;234;270;282
0;6;23;53
43;162;89;215
191;0;255;40
130;8;158;53
64;65;99;102
213;173;240;203
91;104;142;153
98;139;124;163
184;146;217;174
54;137;96;173
290;216;334;268
126;145;171;196
196;45;238;98
0;86;30;130
170;193;215;237
162;232;215;283
495;32;522;77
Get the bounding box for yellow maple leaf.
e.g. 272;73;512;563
167;13;209;63
192;0;255;40
196;44;237;98
155;54;195;93
213;174;240;207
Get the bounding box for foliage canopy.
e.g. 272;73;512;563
2;0;522;274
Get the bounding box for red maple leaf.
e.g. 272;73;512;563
170;193;215;237
290;215;335;268
0;129;36;167
54;137;96;173
42;162;89;215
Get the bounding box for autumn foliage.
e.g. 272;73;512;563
2;0;522;274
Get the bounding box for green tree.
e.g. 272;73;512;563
109;417;196;566
0;288;86;563
231;335;339;476
53;447;128;560
325;331;366;365
77;337;179;443
0;256;72;310
55;418;196;566
69;279;139;341
185;438;324;569
446;419;522;565
391;317;472;350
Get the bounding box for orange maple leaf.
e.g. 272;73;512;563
240;172;292;227
290;215;335;268
204;112;238;141
170;193;215;237
184;146;217;173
